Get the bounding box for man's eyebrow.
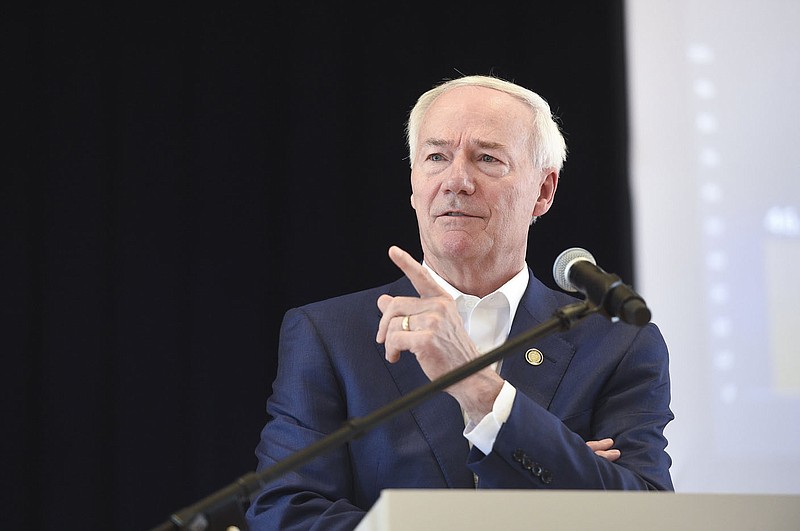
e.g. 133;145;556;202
474;139;506;150
421;138;507;150
422;138;450;148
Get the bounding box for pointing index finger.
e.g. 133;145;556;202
388;246;446;298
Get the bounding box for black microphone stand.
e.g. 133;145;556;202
149;300;599;531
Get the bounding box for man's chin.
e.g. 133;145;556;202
433;234;487;260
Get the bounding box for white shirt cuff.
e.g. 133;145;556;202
463;380;517;455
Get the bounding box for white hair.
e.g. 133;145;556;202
405;75;567;172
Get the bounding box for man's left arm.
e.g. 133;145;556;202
468;323;674;491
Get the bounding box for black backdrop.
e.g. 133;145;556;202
3;2;634;530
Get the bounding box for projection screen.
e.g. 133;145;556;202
626;0;800;494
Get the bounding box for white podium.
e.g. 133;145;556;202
355;489;800;531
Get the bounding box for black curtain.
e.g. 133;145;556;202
3;3;632;530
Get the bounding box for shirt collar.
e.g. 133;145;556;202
421;262;529;324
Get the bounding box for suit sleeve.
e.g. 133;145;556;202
245;307;366;531
467;323;674;491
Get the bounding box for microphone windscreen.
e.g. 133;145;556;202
552;247;596;292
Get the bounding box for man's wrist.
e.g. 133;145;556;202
463;381;517;454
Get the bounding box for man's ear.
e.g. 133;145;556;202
410;193;416;210
532;170;558;217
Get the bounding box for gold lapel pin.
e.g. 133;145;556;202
525;348;544;366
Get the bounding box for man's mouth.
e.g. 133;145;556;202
434;206;483;220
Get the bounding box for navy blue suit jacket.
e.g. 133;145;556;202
246;271;674;530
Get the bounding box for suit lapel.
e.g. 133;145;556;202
500;274;577;410
376;277;474;488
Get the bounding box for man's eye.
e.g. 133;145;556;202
427;153;444;162
481;154;497;163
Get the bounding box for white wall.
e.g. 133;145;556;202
626;0;800;494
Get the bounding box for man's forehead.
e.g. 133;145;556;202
421;93;530;133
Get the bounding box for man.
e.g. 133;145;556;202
246;75;673;530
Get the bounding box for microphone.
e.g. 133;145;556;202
552;247;652;326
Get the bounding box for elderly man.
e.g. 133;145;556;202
246;75;674;531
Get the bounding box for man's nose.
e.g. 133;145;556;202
442;157;476;195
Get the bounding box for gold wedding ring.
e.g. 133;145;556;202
401;315;411;332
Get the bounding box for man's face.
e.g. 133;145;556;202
410;86;556;272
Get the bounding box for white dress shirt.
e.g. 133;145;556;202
422;263;528;455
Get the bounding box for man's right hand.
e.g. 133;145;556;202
586;438;621;462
